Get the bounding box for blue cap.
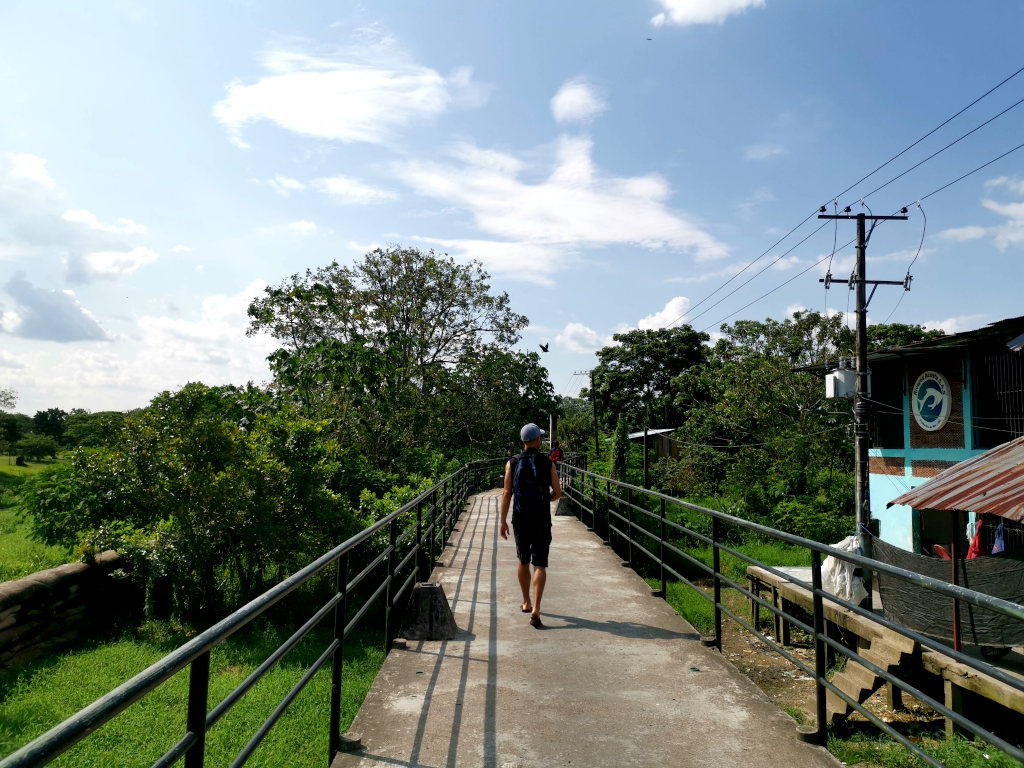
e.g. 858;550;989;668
520;423;545;442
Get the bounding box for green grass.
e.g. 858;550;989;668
0;620;385;767
828;731;1022;768
0;459;74;582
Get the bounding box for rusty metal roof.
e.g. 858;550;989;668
887;436;1024;521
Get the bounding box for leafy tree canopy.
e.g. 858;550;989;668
866;322;945;351
591;325;709;431
32;408;68;442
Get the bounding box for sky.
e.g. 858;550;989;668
2;1;1024;416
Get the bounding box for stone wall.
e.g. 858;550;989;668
0;551;143;676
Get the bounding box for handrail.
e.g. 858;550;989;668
558;462;1024;765
0;458;505;768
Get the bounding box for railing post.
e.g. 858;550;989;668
811;549;828;745
712;516;722;652
385;517;398;652
430;488;438;566
416;499;425;581
329;552;349;761
183;651;210;768
604;479;611;545
626;487;634;566
659;498;667;599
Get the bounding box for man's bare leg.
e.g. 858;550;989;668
518;562;532;612
531;566;546;619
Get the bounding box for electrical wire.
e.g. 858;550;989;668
823;201;839;316
700;237;856;332
686;221;834;327
704;134;1024;331
675;63;1024;331
830;63;1024;204
882;202;925;323
849;94;1024;206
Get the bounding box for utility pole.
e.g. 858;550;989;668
819;208;908;608
585;369;601;459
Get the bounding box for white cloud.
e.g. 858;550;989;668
3;272;107;342
266;175;307;196
744;144;787;161
394;136;728;263
920;315;985;336
551;78;608;125
288;221;317;235
652;0;767;27
62;209;147;235
986;176;1024;196
85;246;159;277
411;236;567;286
940;225;987;242
738;186;775;219
638;296;690;330
555;322;612;354
312;175;397;204
0;350;23;369
213;45;488;147
8;153;56;187
939;180;1024;250
172;244;192;252
981;198;1024;250
132;280;276;389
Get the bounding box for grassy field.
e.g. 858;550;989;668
0;458;74;582
0;620;385;767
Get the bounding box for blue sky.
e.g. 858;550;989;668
2;1;1023;415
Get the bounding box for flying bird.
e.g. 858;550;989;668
540;343;549;353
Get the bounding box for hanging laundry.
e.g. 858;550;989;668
967;518;988;559
992;520;1006;555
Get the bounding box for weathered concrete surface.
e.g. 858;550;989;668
333;489;839;768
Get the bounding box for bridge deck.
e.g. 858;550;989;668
332;489;838;767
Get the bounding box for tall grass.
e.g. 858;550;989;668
0;620;384;767
0;460;73;582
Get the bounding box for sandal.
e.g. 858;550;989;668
529;615;543;628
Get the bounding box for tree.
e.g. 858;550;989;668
663;311;855;540
63;409;127;448
866;322;944;351
24;383;360;621
15;434;59;460
33;407;68;443
591;326;709;432
248;247;531;469
2;413;32;445
0;387;15;412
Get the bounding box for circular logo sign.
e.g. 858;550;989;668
912;371;952;431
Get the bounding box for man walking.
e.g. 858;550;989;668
500;423;562;627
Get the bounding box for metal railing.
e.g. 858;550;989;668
559;463;1024;766
0;459;504;768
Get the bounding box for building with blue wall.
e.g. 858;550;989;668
864;316;1024;552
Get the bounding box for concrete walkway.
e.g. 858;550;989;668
332;490;839;768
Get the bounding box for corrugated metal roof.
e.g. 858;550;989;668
627;428;675;440
887;436;1024;521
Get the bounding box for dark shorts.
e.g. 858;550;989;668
512;515;552;567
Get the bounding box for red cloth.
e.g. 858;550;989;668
966;520;988;559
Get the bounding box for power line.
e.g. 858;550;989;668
832;62;1024;204
850;93;1024;206
675;63;1024;332
687;221;834;327
700;237;855;332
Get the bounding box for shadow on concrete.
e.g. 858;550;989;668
382;492;498;768
540;612;700;640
